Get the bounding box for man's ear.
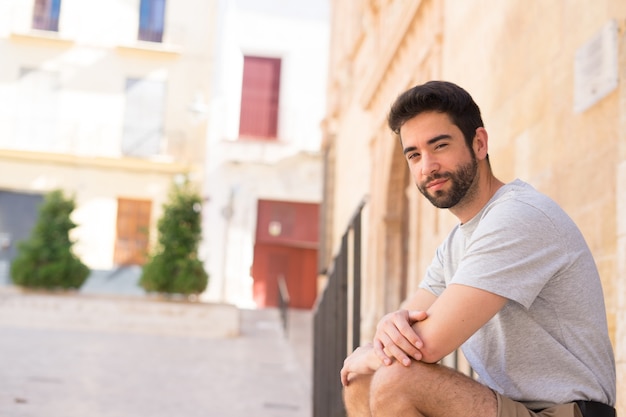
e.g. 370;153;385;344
473;127;489;160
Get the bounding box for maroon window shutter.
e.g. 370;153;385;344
239;56;281;139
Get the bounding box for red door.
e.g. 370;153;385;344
251;200;319;309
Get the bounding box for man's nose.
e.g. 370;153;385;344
421;154;439;176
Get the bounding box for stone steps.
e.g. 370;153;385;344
0;287;240;338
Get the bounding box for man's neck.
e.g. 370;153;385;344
450;173;504;224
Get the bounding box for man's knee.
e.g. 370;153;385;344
370;361;498;417
343;365;417;416
343;362;452;416
343;374;373;417
369;362;426;412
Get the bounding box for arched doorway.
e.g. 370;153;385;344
382;140;412;311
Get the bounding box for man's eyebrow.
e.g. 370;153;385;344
403;134;452;155
427;134;452;145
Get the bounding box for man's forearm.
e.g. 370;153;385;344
399;288;438;311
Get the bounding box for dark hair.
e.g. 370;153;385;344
387;81;484;148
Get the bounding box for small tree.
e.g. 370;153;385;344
140;179;208;297
11;189;89;290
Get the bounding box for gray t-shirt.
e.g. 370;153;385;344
420;179;616;409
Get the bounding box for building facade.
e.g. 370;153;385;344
0;0;215;285
201;0;329;308
321;0;626;413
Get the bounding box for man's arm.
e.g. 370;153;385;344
372;288;437;365
415;284;506;363
341;289;434;386
375;284;507;364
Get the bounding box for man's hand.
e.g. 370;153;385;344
340;343;381;387
373;309;428;367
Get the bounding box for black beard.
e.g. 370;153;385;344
418;157;478;209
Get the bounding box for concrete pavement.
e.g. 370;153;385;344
0;288;313;417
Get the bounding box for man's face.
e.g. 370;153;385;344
401;111;478;209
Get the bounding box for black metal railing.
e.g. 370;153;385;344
312;198;474;417
277;274;290;334
313;199;365;417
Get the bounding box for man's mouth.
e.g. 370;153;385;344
426;178;448;191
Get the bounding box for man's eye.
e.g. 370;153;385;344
435;143;448;150
408;153;420;160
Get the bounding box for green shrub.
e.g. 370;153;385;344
140;179;208;297
11;189;89;290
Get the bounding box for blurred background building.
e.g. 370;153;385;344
201;0;329;308
0;0;329;309
319;1;625;414
0;0;215;291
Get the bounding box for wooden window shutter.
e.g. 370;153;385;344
114;198;151;265
239;56;281;139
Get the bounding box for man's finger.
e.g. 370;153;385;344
384;342;412;366
393;315;424;349
373;338;392;365
408;310;428;322
340;367;348;386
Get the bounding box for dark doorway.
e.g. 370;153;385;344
0;190;44;285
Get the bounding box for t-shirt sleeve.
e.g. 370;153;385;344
420;241;448;297
451;200;571;309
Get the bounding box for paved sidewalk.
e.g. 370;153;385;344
0;291;313;417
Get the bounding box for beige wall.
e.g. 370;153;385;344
616;37;626;414
0;150;192;269
324;0;625;412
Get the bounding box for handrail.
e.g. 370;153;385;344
277;274;290;333
312;197;472;417
312;198;365;417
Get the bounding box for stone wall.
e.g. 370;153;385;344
324;0;625;412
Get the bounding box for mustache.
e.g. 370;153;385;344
420;172;452;188
425;172;450;182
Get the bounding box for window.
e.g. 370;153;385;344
114;198;151;266
16;68;59;151
32;0;61;32
122;78;166;157
138;0;166;43
239;56;281;139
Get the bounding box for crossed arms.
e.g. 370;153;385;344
340;284;507;386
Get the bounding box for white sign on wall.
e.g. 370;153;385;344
573;19;619;113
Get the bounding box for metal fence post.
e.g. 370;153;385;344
313;200;366;417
